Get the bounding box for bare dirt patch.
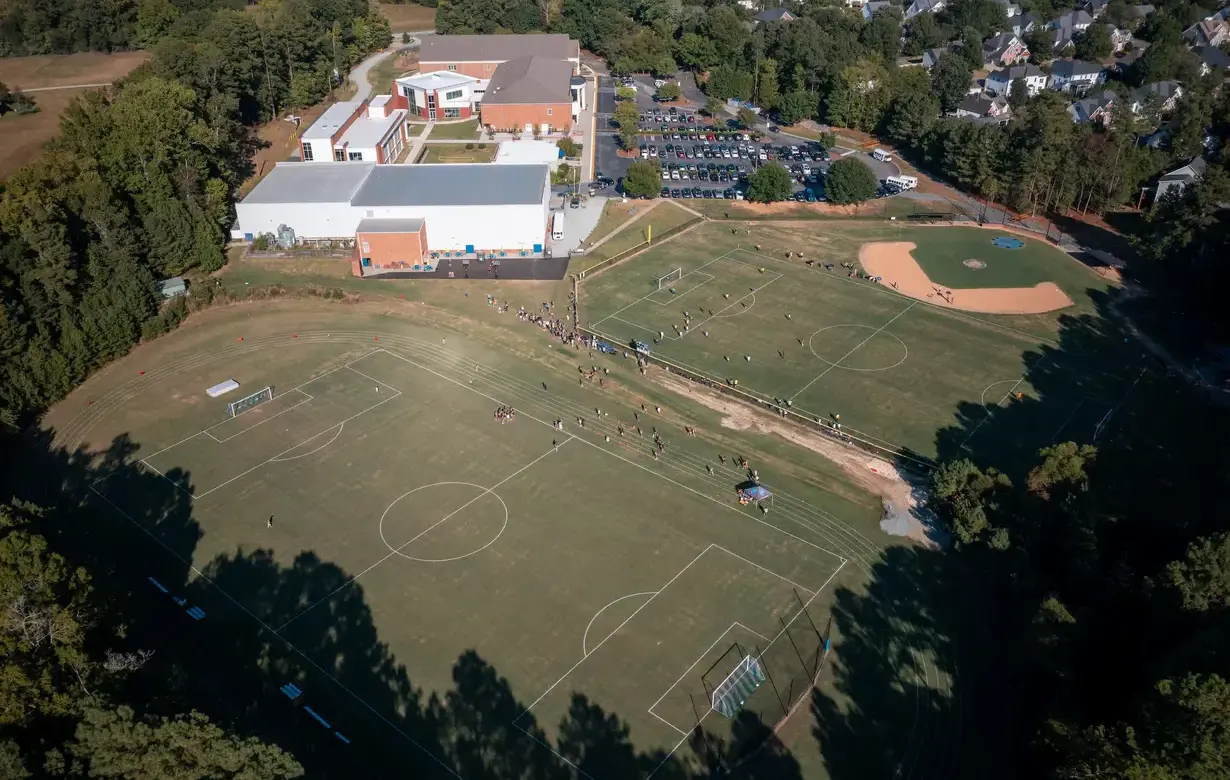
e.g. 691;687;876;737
860;241;1074;315
241;102;330;195
653;371;943;547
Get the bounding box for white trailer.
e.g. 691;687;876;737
551;211;565;240
872;148;893;162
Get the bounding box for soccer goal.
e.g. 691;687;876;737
711;654;767;717
226;386;274;417
656;268;683;290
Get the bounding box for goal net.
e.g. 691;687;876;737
711;654;766;717
656;268;683;290
227;386;274;417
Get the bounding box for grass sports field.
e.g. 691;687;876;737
54;302;945;780
580;221;1143;467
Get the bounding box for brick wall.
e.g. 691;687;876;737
356;231;425;271
420;61;499;79
480;103;571;133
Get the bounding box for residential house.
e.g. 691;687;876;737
1183;19;1230;46
1155;156;1207;201
983;32;1030;66
1012;13;1039;36
1104;25;1134;52
1196;45;1230;76
1045;10;1094;53
955;94;1012;121
985;63;1049;96
1084;0;1109;18
904;0;945;20
1129;81;1184;115
1049;59;1106;92
922;47;950;68
755;7;797;22
991;0;1022;17
845;0;870;6
1068;89;1116;123
1121;4;1156;24
862;1;892;19
1115;39;1149;73
298;97;409;164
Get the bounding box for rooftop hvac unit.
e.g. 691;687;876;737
277;224;296;249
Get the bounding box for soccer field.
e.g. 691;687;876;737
579;221;1141;466
68;321;919;779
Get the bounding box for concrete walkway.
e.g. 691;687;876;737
349;30;434;102
23;82;112;92
401;122;434;162
585;201;664;252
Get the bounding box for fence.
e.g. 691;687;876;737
576;323;935;473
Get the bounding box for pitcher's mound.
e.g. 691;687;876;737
963;259;986;269
861;242;1073;315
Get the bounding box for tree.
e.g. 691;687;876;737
613;101;639;130
0;82;38;116
656;81;681;102
962;25;989;70
942;0;1007;39
775;91;817;125
1073;24;1113;61
824;157;880;205
1009;77;1030;109
824;58;891;131
70;706;304;779
860;8;903;64
885;69;940;148
756;58;780;111
705;65;753;103
135;0;181;48
402;31;411;44
736;106;759;129
622;160;661;198
615;86;636;101
746;163;793;202
704;5;750;66
1167;532;1230;613
702;97;725;117
903;13;953;57
674;33;718;72
1024;26;1056;64
930;458;1012;547
932;53;974;113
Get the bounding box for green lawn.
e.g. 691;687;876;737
416;143;497;163
900;227;1082;290
72;307;870;779
580;201;698;268
426;119;481;140
579;221;1138;466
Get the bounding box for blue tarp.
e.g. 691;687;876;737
740;485;771;501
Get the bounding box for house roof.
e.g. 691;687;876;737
864;1;892;13
350;164;549;207
958;96;996;115
923;47;949;67
340;108;406;150
302;101;363;142
1197;45;1230;69
905;0;944;18
1068;89;1115;122
1051;59;1104;78
396;71;479;92
1049;10;1093;29
420;34;579;64
156;277;186;292
482;56;573;105
356;218;425;234
1160;156;1207;182
989;63;1045;81
244;162;376;204
755;8;795;21
983;32;1020;57
1130;80;1182;105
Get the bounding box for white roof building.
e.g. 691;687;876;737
299;98;408;164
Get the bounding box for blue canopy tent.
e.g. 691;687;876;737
737;484;772;505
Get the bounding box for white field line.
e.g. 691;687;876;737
646;272;715;306
667;274;783;341
1048;399;1084;443
590;252;734;329
582;591;658;657
276;441;569;632
711;545;815;595
647;621;744;720
85;484;464;780
790;302;917;402
206;391;314;444
958;358;1048;451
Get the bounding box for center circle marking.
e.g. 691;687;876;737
808;324;909;372
378;481;508;562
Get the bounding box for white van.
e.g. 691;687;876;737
872;148;893;162
885;175;918;191
551;212;565;241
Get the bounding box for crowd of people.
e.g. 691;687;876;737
493;405;516;423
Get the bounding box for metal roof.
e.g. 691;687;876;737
420;34;578;64
356;218;425;233
243;162;376;203
482;56;573;105
397;70;479;92
340;109;406;150
350;164;548;207
302;101;363;141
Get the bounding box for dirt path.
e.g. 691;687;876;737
652;372;945;548
860;241;1074;315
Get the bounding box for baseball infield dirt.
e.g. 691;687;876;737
860;241;1074;315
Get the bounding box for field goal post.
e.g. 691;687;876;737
711;653;767;718
227;386;274;417
657;268;682;290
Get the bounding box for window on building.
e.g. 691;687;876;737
485;64;491;71
444;108;460;118
445;89;463;101
546;108;553;116
302;143;314;161
334;148;346;161
349;151;363;161
447;64;457;71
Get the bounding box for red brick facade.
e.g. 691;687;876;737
419;61;499;79
480;103;572;133
354;226;430;276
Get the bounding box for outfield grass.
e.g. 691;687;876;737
903;228;1079;289
581;201;698;268
579;221;1135;465
584;199;657;249
426;120;481;140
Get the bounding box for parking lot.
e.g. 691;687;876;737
594;73;904;203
